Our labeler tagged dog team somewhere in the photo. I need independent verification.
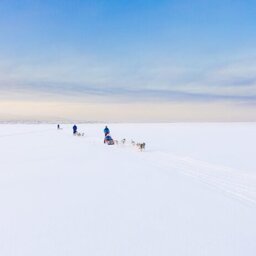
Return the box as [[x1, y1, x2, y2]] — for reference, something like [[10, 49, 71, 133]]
[[104, 126, 146, 151]]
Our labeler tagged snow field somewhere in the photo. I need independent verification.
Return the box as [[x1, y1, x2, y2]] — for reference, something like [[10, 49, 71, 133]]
[[0, 123, 256, 256]]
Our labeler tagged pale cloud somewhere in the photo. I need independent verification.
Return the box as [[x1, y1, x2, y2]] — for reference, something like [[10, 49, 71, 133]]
[[0, 53, 256, 105], [1, 53, 256, 122]]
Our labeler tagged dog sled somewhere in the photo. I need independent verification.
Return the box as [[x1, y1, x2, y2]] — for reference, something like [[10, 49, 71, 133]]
[[104, 135, 115, 145]]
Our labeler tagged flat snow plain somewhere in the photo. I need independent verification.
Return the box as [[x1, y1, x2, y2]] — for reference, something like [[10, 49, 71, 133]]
[[0, 123, 256, 256]]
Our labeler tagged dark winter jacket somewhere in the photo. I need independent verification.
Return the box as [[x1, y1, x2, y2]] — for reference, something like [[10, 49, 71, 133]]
[[73, 125, 78, 133], [104, 127, 110, 135]]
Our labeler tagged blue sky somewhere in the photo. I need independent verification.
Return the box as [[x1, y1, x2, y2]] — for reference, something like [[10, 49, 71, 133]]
[[0, 0, 256, 121]]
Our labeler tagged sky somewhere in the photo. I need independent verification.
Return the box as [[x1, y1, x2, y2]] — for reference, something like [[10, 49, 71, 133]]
[[0, 0, 256, 122]]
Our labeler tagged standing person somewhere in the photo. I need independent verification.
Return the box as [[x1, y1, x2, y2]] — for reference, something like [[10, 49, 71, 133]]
[[73, 125, 78, 135], [104, 126, 110, 136], [57, 124, 60, 129]]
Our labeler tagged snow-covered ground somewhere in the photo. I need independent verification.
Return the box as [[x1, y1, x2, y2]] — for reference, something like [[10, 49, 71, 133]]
[[0, 123, 255, 256]]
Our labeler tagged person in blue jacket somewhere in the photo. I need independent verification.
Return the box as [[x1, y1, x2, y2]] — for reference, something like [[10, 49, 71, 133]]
[[104, 126, 110, 136], [73, 125, 78, 135]]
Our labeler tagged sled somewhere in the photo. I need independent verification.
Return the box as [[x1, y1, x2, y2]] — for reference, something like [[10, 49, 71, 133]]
[[104, 135, 115, 145]]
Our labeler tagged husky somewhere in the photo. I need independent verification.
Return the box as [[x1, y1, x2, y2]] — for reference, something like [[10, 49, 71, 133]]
[[76, 132, 85, 137], [137, 142, 146, 151]]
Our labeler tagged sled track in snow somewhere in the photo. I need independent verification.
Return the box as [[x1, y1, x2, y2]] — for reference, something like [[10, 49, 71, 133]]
[[67, 133, 256, 206], [140, 152, 256, 206]]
